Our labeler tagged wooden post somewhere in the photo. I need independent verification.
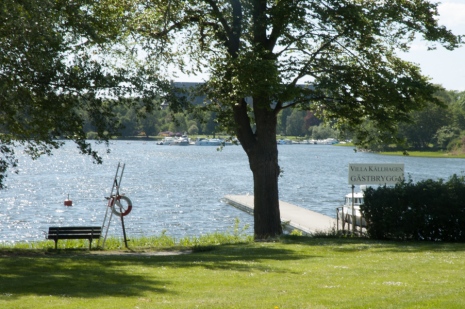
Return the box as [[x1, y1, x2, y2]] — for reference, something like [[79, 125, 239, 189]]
[[351, 185, 355, 234], [121, 215, 129, 248]]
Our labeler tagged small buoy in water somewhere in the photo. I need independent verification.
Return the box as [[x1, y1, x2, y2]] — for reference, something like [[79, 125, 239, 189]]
[[64, 194, 73, 206]]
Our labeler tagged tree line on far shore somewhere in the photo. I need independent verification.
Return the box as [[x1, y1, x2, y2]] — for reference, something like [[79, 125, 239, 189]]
[[86, 87, 465, 152]]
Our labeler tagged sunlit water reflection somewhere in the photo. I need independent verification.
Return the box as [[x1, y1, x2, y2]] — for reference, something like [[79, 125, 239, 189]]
[[1, 141, 464, 243]]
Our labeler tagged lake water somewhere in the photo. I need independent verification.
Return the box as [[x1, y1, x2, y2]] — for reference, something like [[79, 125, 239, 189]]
[[1, 141, 464, 243]]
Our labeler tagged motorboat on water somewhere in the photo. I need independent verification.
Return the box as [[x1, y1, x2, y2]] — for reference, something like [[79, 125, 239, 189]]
[[157, 137, 176, 145], [277, 139, 292, 145], [172, 135, 190, 146], [337, 191, 367, 230], [317, 138, 339, 145], [194, 138, 224, 146]]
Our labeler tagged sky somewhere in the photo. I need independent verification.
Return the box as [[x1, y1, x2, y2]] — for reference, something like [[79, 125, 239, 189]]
[[174, 0, 465, 92], [398, 0, 465, 91]]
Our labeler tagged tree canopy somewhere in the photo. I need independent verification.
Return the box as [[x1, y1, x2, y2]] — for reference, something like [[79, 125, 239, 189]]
[[0, 0, 169, 188]]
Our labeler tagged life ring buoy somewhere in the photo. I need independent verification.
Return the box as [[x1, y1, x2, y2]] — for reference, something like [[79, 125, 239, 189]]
[[108, 195, 132, 217]]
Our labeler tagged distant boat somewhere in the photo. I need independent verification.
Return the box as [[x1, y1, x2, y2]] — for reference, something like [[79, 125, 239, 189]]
[[276, 138, 338, 145], [195, 138, 224, 146], [157, 137, 176, 145], [225, 138, 241, 146], [172, 135, 190, 146], [277, 139, 292, 145], [315, 138, 339, 145]]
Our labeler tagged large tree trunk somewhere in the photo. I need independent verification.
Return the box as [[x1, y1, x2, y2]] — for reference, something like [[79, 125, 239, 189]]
[[233, 98, 283, 239], [249, 142, 282, 239]]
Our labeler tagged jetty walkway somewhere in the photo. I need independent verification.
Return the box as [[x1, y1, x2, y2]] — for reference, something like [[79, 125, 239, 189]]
[[223, 195, 336, 235]]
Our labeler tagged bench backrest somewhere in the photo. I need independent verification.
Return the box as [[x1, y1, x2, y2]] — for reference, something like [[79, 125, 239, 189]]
[[48, 226, 102, 237]]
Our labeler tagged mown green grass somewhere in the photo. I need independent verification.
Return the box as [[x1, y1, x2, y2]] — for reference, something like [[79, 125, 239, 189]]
[[2, 236, 465, 309]]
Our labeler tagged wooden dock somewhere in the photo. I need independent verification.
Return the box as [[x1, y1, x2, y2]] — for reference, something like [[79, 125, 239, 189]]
[[223, 195, 336, 235]]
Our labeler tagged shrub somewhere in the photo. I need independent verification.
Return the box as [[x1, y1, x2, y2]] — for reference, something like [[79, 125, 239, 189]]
[[361, 175, 465, 241]]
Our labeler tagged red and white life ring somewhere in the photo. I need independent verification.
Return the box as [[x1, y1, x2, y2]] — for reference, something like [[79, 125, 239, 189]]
[[108, 195, 133, 217]]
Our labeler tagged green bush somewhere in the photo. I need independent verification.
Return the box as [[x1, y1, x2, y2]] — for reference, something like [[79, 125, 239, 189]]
[[361, 175, 465, 241]]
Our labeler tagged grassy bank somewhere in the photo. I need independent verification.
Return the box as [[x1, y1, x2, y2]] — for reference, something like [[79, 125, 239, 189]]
[[2, 236, 465, 308], [379, 150, 465, 158], [335, 142, 465, 158]]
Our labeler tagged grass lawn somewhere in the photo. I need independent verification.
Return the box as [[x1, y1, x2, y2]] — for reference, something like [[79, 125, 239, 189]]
[[1, 236, 465, 308]]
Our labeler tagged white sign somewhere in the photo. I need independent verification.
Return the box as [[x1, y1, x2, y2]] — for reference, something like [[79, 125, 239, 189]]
[[348, 163, 404, 185]]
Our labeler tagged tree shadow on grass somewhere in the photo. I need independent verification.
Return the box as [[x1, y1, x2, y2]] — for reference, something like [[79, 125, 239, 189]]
[[0, 254, 171, 299], [279, 235, 465, 253], [0, 244, 312, 299]]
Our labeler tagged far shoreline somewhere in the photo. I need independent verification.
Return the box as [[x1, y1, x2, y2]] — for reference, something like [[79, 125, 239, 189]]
[[334, 143, 465, 159], [379, 150, 465, 159], [89, 137, 465, 159]]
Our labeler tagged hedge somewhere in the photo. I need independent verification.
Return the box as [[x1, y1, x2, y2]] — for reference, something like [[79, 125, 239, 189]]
[[361, 174, 465, 241]]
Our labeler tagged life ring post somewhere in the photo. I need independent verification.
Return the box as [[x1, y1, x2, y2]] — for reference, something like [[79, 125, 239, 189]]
[[100, 162, 131, 249]]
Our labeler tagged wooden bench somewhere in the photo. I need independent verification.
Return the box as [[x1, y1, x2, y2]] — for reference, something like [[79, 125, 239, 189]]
[[47, 226, 102, 250]]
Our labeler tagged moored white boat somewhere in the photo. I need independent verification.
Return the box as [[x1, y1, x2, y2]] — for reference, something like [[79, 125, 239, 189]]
[[195, 138, 224, 146], [337, 191, 367, 229], [157, 137, 176, 145], [172, 135, 190, 146], [315, 138, 339, 145]]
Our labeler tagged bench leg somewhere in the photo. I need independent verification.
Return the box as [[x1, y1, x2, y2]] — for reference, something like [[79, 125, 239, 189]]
[[54, 239, 58, 250]]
